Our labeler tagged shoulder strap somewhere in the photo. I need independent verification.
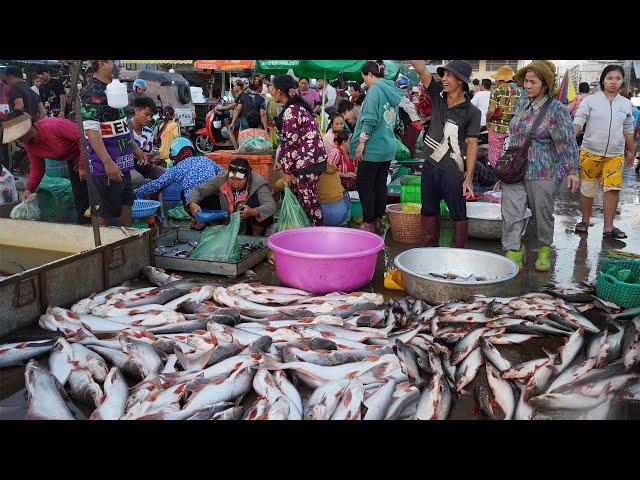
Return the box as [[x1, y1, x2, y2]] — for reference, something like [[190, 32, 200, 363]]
[[527, 98, 552, 138]]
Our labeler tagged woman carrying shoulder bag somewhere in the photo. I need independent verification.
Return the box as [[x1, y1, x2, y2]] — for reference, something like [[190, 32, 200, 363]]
[[498, 60, 580, 272]]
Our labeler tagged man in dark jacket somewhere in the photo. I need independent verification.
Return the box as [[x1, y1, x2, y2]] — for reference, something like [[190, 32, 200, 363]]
[[186, 157, 277, 236]]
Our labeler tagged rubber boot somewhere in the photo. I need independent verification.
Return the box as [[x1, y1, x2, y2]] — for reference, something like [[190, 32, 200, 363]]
[[535, 245, 552, 272], [359, 221, 377, 234], [452, 220, 469, 248], [420, 215, 440, 247], [505, 246, 526, 272]]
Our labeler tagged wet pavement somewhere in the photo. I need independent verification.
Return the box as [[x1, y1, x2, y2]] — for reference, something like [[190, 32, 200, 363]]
[[1, 167, 639, 420]]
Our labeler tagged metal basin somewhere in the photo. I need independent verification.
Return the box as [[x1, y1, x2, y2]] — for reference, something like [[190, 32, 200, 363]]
[[466, 202, 531, 240], [394, 248, 519, 303]]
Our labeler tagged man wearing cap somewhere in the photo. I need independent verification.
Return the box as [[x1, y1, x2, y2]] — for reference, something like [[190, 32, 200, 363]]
[[186, 157, 277, 236], [486, 65, 521, 167], [0, 111, 89, 222], [409, 60, 481, 249]]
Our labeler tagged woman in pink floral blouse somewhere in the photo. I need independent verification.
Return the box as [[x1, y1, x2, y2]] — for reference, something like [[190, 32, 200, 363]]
[[272, 75, 326, 226]]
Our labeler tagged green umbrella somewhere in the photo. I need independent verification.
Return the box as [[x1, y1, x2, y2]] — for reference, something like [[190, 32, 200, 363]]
[[256, 60, 400, 132], [256, 60, 400, 81]]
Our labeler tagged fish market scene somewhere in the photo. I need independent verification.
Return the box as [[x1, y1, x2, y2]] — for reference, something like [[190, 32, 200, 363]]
[[2, 58, 640, 421]]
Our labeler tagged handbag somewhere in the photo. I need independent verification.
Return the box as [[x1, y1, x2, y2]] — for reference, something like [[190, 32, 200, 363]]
[[494, 98, 551, 184]]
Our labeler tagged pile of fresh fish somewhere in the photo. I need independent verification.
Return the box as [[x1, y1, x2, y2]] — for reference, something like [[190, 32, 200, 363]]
[[154, 242, 264, 260], [1, 267, 639, 420]]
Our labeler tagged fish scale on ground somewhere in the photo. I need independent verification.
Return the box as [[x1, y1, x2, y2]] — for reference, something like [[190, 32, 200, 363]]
[[3, 268, 640, 420]]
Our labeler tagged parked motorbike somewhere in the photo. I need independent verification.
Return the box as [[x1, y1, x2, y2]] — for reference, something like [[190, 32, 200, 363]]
[[194, 108, 231, 154]]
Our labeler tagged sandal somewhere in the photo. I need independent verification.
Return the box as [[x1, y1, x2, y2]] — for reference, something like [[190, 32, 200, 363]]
[[603, 227, 627, 239], [574, 221, 589, 233]]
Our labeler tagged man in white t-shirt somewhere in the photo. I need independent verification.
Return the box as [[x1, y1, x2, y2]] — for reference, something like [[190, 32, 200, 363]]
[[316, 79, 337, 109], [471, 78, 492, 127]]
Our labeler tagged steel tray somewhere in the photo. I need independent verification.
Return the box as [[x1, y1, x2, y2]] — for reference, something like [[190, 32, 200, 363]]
[[153, 229, 267, 277]]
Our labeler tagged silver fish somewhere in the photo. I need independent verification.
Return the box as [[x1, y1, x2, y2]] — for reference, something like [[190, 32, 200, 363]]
[[454, 347, 483, 393], [545, 359, 597, 394], [362, 380, 397, 420], [480, 338, 512, 372], [70, 343, 109, 383], [305, 379, 350, 420], [574, 373, 640, 397], [484, 333, 540, 345], [186, 402, 236, 420], [175, 363, 256, 420], [212, 406, 244, 420], [485, 363, 516, 420], [395, 340, 423, 386], [253, 369, 301, 420], [0, 339, 56, 368], [529, 392, 608, 411], [120, 287, 192, 308], [502, 358, 549, 381], [24, 359, 76, 420], [452, 328, 488, 366], [272, 370, 304, 419], [68, 367, 103, 407], [331, 380, 365, 420], [90, 367, 129, 420], [523, 353, 557, 401], [578, 395, 613, 420], [142, 266, 182, 286], [415, 374, 451, 420], [119, 336, 163, 380], [49, 337, 74, 386], [555, 327, 585, 373], [384, 382, 421, 420]]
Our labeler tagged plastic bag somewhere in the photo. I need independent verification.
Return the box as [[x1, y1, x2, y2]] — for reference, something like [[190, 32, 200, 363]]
[[237, 136, 274, 154], [0, 167, 18, 204], [168, 205, 191, 220], [10, 193, 40, 220], [395, 136, 411, 161], [188, 211, 241, 262], [276, 187, 312, 232], [37, 176, 77, 223]]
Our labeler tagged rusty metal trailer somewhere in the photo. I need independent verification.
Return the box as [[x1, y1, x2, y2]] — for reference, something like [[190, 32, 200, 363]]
[[0, 219, 152, 337]]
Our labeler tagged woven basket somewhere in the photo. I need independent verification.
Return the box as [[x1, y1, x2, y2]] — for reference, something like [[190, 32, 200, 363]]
[[386, 203, 422, 244], [596, 272, 640, 309], [598, 252, 640, 277]]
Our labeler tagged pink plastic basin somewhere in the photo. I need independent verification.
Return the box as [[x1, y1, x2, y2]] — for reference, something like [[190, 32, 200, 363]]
[[267, 227, 384, 294]]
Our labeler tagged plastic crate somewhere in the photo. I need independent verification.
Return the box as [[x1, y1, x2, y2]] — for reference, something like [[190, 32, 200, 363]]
[[596, 272, 640, 309], [400, 175, 421, 203], [206, 150, 274, 187], [44, 159, 69, 179], [132, 199, 161, 219]]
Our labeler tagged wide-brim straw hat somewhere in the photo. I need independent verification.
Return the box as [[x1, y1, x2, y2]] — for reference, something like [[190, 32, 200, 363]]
[[0, 112, 32, 144], [492, 65, 515, 82], [515, 60, 557, 96]]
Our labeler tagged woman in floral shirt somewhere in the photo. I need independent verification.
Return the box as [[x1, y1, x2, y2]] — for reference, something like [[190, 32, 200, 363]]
[[272, 75, 326, 225], [501, 60, 580, 273]]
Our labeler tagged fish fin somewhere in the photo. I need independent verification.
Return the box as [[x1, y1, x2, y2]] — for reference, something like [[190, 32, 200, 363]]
[[174, 345, 214, 372]]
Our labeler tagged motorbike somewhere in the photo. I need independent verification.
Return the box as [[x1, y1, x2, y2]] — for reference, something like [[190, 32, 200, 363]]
[[194, 108, 232, 154]]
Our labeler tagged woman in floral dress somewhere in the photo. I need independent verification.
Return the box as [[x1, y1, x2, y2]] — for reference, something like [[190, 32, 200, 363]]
[[272, 74, 326, 226]]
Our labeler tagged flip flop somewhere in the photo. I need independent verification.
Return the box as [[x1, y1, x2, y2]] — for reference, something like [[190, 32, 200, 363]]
[[574, 221, 589, 233], [603, 227, 627, 239]]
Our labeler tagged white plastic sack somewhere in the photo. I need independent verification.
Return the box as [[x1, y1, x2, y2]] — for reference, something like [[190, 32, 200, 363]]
[[0, 167, 18, 204], [10, 192, 40, 220]]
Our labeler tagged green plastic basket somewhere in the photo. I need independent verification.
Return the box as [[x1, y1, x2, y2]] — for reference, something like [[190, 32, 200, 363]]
[[400, 175, 421, 203], [596, 272, 640, 308], [598, 252, 640, 277]]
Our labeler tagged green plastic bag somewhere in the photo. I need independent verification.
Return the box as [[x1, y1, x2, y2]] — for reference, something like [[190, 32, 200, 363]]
[[238, 136, 274, 154], [37, 176, 77, 223], [607, 266, 639, 285], [168, 205, 191, 220], [276, 187, 311, 232], [395, 136, 411, 161], [188, 211, 241, 262]]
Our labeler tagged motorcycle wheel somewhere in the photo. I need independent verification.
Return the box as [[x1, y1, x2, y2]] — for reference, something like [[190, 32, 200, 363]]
[[195, 135, 214, 154]]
